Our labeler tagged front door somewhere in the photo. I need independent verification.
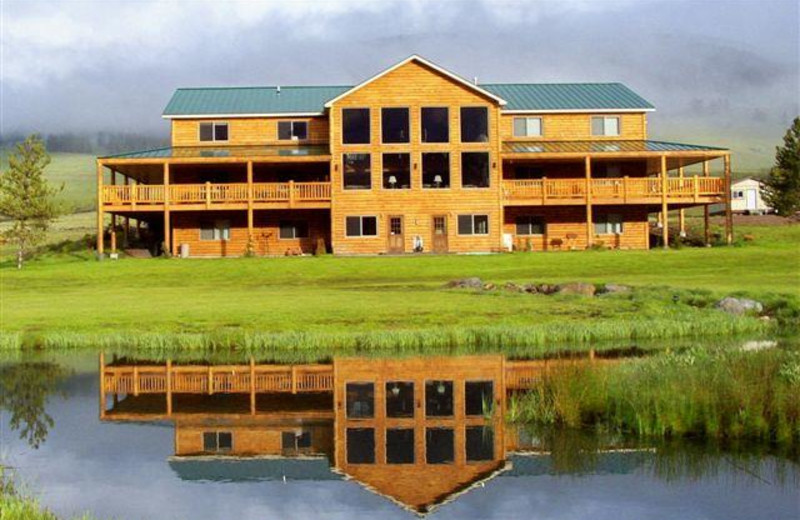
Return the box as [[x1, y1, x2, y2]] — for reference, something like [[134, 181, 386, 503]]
[[746, 189, 757, 211], [432, 215, 448, 253], [387, 216, 404, 254]]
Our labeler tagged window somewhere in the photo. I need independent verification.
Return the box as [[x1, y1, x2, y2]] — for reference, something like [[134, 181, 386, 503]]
[[382, 153, 411, 189], [386, 382, 414, 418], [461, 152, 490, 188], [282, 430, 312, 452], [513, 117, 542, 137], [381, 108, 410, 143], [457, 215, 489, 236], [279, 220, 309, 239], [591, 116, 620, 136], [421, 107, 449, 143], [515, 216, 545, 236], [733, 190, 745, 199], [342, 108, 370, 144], [346, 382, 374, 418], [200, 220, 231, 241], [343, 153, 371, 190], [422, 153, 450, 189], [514, 165, 544, 180], [595, 214, 624, 235], [386, 428, 415, 464], [425, 380, 453, 417], [426, 428, 454, 464], [460, 107, 489, 142], [345, 216, 378, 238], [466, 426, 494, 461], [203, 431, 232, 453], [346, 428, 375, 464], [465, 381, 494, 416], [278, 121, 308, 141], [199, 122, 229, 142]]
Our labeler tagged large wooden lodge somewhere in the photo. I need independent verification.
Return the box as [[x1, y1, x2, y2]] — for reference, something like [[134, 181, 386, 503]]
[[96, 55, 733, 257]]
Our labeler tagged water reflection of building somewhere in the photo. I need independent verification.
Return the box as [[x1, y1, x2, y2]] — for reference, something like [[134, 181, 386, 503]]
[[99, 353, 630, 514]]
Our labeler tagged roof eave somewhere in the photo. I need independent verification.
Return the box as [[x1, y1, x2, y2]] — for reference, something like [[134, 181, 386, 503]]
[[162, 112, 327, 119], [502, 108, 655, 114]]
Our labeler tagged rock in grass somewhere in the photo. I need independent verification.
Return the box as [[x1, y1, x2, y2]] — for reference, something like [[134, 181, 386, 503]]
[[504, 282, 523, 292], [601, 283, 632, 294], [556, 282, 597, 296], [715, 297, 763, 316], [445, 277, 483, 289], [483, 283, 496, 291]]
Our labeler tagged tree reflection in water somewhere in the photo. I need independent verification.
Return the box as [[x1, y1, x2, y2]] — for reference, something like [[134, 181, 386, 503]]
[[0, 362, 69, 449]]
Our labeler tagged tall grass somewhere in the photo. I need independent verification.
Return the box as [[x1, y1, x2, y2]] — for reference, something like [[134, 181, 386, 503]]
[[0, 467, 96, 520], [508, 343, 800, 443]]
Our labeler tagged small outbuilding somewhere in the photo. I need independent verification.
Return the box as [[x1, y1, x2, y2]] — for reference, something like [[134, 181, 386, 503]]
[[731, 177, 771, 214]]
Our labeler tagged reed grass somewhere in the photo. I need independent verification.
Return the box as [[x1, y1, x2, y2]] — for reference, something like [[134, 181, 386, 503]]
[[0, 467, 96, 520]]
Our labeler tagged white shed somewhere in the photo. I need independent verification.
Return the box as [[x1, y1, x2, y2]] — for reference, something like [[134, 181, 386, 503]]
[[731, 178, 771, 214]]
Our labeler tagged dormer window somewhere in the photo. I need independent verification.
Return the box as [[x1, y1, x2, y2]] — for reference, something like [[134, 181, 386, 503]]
[[199, 122, 229, 142], [278, 121, 308, 141]]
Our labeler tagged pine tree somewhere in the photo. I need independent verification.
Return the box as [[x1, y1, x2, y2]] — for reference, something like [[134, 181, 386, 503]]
[[762, 117, 800, 216], [0, 135, 63, 268]]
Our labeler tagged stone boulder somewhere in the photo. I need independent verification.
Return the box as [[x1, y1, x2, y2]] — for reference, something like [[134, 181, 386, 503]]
[[445, 277, 484, 289], [715, 297, 763, 316], [556, 282, 597, 296], [600, 283, 632, 294]]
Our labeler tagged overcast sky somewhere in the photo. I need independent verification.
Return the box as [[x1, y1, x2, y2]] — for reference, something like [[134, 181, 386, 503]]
[[1, 0, 797, 169]]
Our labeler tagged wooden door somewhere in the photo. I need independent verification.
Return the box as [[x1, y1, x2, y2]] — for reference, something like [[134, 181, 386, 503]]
[[387, 216, 404, 254], [432, 215, 448, 253]]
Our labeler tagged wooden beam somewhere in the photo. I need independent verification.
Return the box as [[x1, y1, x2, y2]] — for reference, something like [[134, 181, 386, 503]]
[[585, 156, 592, 248], [99, 351, 106, 419], [678, 166, 685, 237], [166, 359, 173, 416], [703, 160, 711, 246], [661, 155, 669, 249], [247, 161, 254, 252], [724, 154, 733, 245], [250, 357, 256, 415], [96, 161, 105, 258], [163, 163, 171, 256]]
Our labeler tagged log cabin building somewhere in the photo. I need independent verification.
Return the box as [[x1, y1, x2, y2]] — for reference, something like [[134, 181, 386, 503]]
[[97, 55, 733, 257]]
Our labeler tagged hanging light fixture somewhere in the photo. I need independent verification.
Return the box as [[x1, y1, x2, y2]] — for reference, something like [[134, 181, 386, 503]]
[[437, 381, 446, 395], [391, 383, 400, 396]]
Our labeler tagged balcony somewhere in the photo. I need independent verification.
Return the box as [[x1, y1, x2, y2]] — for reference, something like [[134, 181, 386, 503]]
[[502, 177, 725, 206], [102, 181, 331, 210]]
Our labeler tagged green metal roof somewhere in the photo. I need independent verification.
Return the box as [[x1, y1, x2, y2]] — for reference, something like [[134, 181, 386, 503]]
[[162, 83, 653, 117], [101, 145, 330, 160], [481, 83, 654, 111], [503, 140, 727, 155], [169, 456, 341, 482]]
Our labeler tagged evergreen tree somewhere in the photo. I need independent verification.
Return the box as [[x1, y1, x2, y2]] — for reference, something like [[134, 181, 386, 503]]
[[0, 135, 63, 268], [762, 117, 800, 216]]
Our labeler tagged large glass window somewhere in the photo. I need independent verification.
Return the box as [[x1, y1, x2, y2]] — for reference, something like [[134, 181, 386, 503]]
[[426, 428, 454, 464], [422, 153, 450, 189], [199, 122, 229, 142], [381, 108, 410, 143], [386, 382, 414, 418], [282, 430, 312, 453], [346, 428, 375, 464], [461, 152, 490, 188], [513, 117, 542, 137], [421, 107, 449, 143], [515, 216, 545, 236], [591, 116, 620, 137], [346, 382, 374, 418], [465, 381, 494, 416], [200, 220, 231, 241], [594, 214, 624, 235], [278, 121, 308, 141], [457, 215, 489, 236], [343, 153, 371, 190], [203, 431, 232, 453], [425, 380, 454, 417], [466, 426, 494, 461], [460, 107, 489, 142], [345, 216, 378, 238], [382, 153, 411, 189], [386, 428, 415, 464], [279, 220, 309, 239], [342, 108, 370, 144]]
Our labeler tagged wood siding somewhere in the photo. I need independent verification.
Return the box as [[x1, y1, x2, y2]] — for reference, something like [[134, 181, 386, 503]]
[[171, 117, 329, 147], [500, 112, 647, 141], [175, 423, 333, 457]]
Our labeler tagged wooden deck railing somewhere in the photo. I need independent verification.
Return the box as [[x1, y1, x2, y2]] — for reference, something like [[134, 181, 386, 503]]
[[102, 182, 331, 207], [503, 176, 724, 203]]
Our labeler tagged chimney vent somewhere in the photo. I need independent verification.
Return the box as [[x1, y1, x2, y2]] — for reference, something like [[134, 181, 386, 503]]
[[473, 76, 478, 85]]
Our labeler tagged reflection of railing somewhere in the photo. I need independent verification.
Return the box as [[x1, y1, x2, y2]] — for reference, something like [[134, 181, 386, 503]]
[[103, 364, 333, 395], [102, 182, 331, 207], [503, 177, 724, 203]]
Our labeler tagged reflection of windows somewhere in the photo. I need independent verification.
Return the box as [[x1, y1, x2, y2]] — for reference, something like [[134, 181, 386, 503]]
[[421, 107, 449, 143], [461, 152, 490, 188], [422, 153, 450, 188], [381, 108, 410, 143], [278, 121, 308, 141], [515, 216, 545, 236], [457, 214, 489, 236], [466, 426, 494, 461], [345, 216, 378, 238], [281, 430, 312, 452], [426, 428, 454, 464], [386, 382, 414, 418], [203, 431, 232, 453], [513, 117, 542, 137], [594, 214, 624, 235], [200, 220, 230, 241], [199, 122, 229, 142], [591, 116, 620, 136], [460, 107, 489, 142], [382, 153, 411, 189], [279, 220, 309, 239], [343, 153, 371, 190], [342, 108, 370, 144], [346, 382, 374, 418], [346, 428, 375, 464], [386, 428, 415, 464], [465, 381, 494, 416], [425, 380, 453, 417]]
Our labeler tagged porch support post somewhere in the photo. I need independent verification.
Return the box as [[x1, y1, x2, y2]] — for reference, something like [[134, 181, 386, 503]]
[[247, 161, 254, 253], [99, 351, 106, 418], [96, 161, 105, 258], [678, 165, 685, 237], [166, 359, 173, 416], [660, 155, 669, 249], [123, 176, 130, 248], [703, 160, 711, 246], [584, 156, 593, 248], [250, 357, 256, 415], [724, 154, 733, 245], [163, 162, 171, 256]]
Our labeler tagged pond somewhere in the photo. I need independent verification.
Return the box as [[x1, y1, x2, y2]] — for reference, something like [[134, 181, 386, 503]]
[[1, 349, 798, 519]]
